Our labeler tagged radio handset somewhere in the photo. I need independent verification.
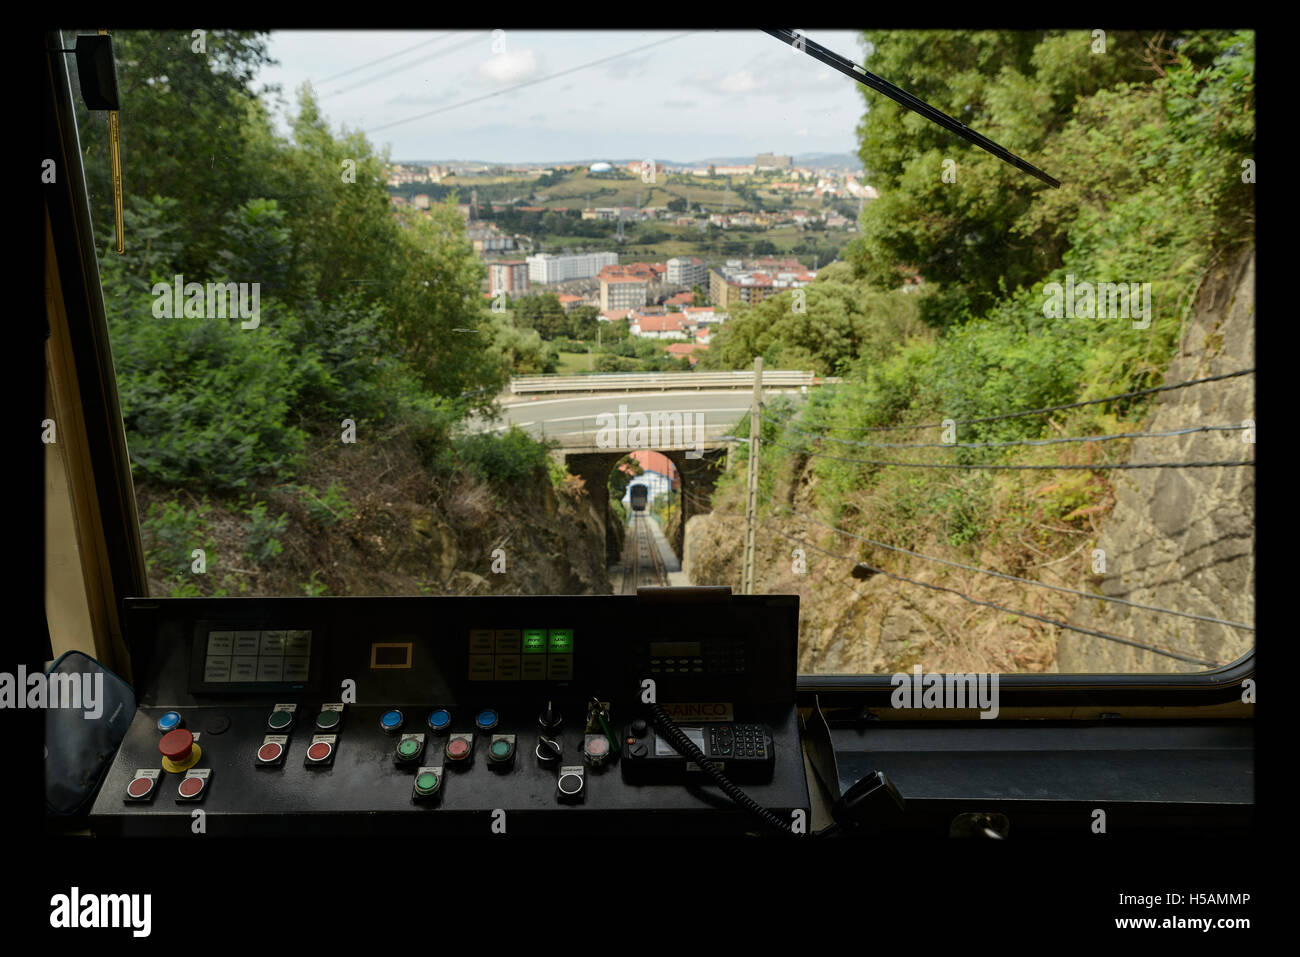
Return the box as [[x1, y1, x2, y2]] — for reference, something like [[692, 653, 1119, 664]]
[[622, 703, 791, 835]]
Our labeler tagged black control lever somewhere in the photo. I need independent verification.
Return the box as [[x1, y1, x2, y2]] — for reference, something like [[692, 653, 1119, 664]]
[[827, 770, 905, 835], [538, 700, 562, 733]]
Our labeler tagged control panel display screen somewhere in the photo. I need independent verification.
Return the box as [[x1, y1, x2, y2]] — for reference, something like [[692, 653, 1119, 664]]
[[469, 628, 574, 681], [655, 727, 705, 756], [203, 629, 312, 683]]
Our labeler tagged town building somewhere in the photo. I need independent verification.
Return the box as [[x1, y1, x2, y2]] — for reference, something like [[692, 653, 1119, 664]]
[[629, 314, 696, 340], [708, 259, 816, 309], [468, 223, 515, 254], [664, 342, 707, 366], [487, 260, 529, 298], [600, 276, 648, 312], [620, 450, 678, 507], [666, 256, 706, 287], [527, 251, 619, 283], [682, 306, 724, 324]]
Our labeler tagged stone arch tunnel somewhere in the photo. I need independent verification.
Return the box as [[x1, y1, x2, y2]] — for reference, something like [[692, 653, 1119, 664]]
[[564, 447, 727, 565]]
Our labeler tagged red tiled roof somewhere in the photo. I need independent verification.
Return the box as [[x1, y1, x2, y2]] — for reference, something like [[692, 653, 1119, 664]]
[[620, 450, 676, 478], [634, 315, 690, 333], [600, 263, 657, 280]]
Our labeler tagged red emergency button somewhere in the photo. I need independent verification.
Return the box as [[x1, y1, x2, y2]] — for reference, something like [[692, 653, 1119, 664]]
[[178, 776, 206, 799], [258, 741, 283, 763], [308, 741, 333, 762], [160, 729, 194, 762], [127, 777, 154, 798]]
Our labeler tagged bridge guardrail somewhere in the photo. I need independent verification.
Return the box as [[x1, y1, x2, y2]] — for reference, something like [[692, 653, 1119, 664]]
[[482, 413, 741, 452], [510, 370, 826, 394]]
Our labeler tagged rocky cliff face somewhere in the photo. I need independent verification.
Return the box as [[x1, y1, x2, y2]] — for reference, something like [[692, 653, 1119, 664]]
[[1057, 248, 1255, 672], [684, 247, 1255, 675]]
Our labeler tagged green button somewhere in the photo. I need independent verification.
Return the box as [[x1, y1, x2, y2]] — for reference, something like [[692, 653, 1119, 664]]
[[490, 740, 511, 759], [268, 710, 293, 728], [522, 630, 548, 654], [399, 739, 421, 757], [547, 629, 573, 653], [316, 710, 339, 728], [416, 772, 440, 793]]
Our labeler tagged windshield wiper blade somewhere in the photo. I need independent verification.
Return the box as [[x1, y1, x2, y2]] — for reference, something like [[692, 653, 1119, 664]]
[[765, 28, 1060, 188]]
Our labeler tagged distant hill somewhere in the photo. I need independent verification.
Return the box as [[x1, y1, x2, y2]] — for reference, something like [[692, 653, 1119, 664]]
[[398, 152, 862, 170], [685, 152, 860, 169]]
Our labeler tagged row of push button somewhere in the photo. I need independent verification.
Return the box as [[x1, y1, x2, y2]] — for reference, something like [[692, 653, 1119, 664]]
[[266, 704, 343, 733], [125, 766, 209, 803], [381, 709, 499, 734]]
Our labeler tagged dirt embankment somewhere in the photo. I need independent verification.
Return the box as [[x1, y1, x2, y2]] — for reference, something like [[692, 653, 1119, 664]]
[[139, 432, 612, 600]]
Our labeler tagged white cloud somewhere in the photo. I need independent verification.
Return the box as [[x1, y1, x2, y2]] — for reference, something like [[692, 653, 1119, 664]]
[[719, 70, 759, 94], [477, 49, 539, 85]]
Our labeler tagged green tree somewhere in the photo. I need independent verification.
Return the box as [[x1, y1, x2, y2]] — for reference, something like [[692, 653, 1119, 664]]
[[850, 29, 1158, 325], [698, 279, 923, 376], [566, 306, 600, 340], [608, 455, 644, 504], [74, 29, 276, 277]]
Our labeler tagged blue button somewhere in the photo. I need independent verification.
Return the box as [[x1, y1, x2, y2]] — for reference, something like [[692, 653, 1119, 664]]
[[475, 709, 499, 731], [380, 710, 404, 731], [157, 711, 182, 732], [427, 709, 451, 731]]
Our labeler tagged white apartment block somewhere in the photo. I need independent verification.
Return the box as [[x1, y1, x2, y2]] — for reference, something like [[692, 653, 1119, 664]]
[[666, 256, 706, 286], [527, 251, 620, 283]]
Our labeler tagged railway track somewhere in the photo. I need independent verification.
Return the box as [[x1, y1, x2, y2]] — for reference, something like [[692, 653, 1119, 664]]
[[619, 511, 669, 593]]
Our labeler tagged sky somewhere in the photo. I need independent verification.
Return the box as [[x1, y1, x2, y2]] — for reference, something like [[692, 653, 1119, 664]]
[[258, 30, 872, 165]]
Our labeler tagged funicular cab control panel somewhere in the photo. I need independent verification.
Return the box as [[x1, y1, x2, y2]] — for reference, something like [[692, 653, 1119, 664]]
[[89, 592, 808, 835]]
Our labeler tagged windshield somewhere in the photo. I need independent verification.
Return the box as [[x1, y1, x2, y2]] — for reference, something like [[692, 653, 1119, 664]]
[[66, 28, 1255, 678]]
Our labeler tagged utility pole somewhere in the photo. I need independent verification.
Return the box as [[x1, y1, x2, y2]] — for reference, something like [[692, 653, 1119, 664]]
[[741, 356, 763, 595]]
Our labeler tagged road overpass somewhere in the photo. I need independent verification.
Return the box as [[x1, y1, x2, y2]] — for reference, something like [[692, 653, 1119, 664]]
[[470, 373, 823, 562]]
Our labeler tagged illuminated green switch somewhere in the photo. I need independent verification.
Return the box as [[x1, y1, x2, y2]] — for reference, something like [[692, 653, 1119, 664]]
[[547, 629, 574, 654], [522, 629, 548, 654]]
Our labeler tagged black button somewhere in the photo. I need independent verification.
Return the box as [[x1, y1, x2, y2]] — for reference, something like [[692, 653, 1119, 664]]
[[205, 715, 231, 735]]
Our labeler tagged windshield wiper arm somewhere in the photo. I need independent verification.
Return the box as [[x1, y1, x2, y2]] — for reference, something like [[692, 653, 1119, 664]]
[[764, 28, 1060, 188]]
